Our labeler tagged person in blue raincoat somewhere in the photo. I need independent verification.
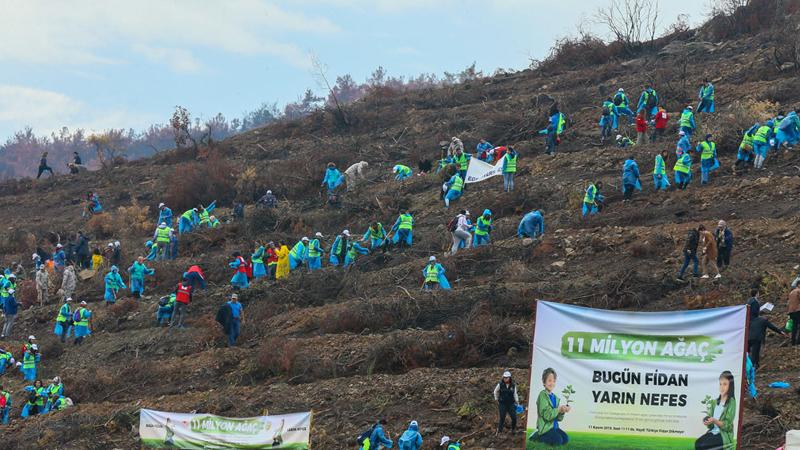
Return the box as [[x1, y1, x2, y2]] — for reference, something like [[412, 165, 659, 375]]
[[251, 241, 267, 279], [321, 162, 344, 192], [422, 256, 450, 290], [477, 139, 494, 161], [20, 380, 46, 418], [444, 172, 464, 208], [84, 192, 103, 216], [104, 266, 126, 305], [678, 105, 696, 138], [676, 130, 691, 157], [696, 134, 719, 185], [393, 164, 413, 181], [540, 107, 566, 155], [397, 420, 424, 450], [697, 79, 715, 113], [157, 203, 173, 227], [599, 98, 618, 144], [145, 240, 158, 261], [621, 156, 641, 202], [21, 344, 41, 381], [582, 182, 604, 217], [473, 210, 493, 247], [736, 124, 759, 171], [43, 377, 64, 413], [518, 210, 545, 239], [636, 86, 659, 120], [229, 252, 249, 290], [673, 150, 694, 190], [366, 419, 393, 450], [73, 301, 92, 345], [362, 222, 387, 250], [289, 238, 309, 270], [391, 211, 414, 248], [613, 88, 635, 123], [752, 121, 774, 169], [329, 231, 350, 266], [775, 110, 799, 149], [0, 385, 11, 424], [307, 233, 325, 271], [653, 150, 671, 191], [344, 241, 369, 267], [53, 297, 73, 342], [178, 208, 199, 234], [156, 294, 176, 327], [128, 257, 155, 298]]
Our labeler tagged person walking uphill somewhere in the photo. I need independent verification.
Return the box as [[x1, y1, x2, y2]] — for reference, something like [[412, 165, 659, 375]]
[[747, 303, 785, 369], [518, 210, 545, 239], [54, 297, 73, 342], [170, 278, 192, 329], [216, 294, 243, 347], [321, 162, 344, 192], [698, 78, 715, 113], [677, 226, 700, 282], [35, 266, 49, 306], [697, 134, 719, 185], [653, 150, 671, 191], [103, 266, 126, 305], [494, 370, 520, 434], [37, 152, 54, 179], [73, 301, 92, 345], [698, 225, 721, 279], [621, 155, 641, 202], [275, 241, 290, 280], [128, 257, 155, 298], [397, 421, 423, 450], [635, 111, 648, 145], [391, 211, 414, 248], [473, 209, 493, 247], [229, 252, 249, 290], [679, 105, 696, 138], [715, 221, 734, 270]]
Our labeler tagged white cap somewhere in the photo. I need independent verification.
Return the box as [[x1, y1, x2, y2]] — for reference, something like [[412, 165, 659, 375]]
[[53, 376, 61, 383], [32, 253, 39, 260], [618, 88, 624, 92], [302, 236, 309, 241], [7, 289, 13, 295], [29, 335, 36, 341], [679, 130, 686, 136], [687, 105, 693, 110], [441, 436, 451, 446], [343, 230, 350, 236], [158, 202, 165, 208], [429, 256, 436, 262], [80, 300, 87, 306], [115, 241, 120, 247], [160, 222, 167, 227], [616, 134, 622, 139], [465, 210, 470, 216], [56, 244, 63, 248], [15, 362, 21, 367], [315, 232, 323, 238], [266, 190, 272, 194], [410, 420, 418, 427], [718, 220, 726, 227], [66, 297, 72, 302], [503, 371, 512, 378], [108, 243, 114, 247]]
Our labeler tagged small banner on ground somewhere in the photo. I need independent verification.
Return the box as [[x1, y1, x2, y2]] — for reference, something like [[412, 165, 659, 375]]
[[464, 157, 503, 183], [139, 409, 311, 449], [526, 301, 747, 450]]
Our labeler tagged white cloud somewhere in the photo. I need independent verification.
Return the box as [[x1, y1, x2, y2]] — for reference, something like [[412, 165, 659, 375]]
[[0, 85, 82, 127], [0, 0, 339, 70]]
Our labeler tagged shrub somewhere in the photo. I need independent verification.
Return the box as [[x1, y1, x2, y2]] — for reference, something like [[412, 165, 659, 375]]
[[86, 214, 115, 239], [250, 338, 300, 380], [165, 152, 236, 212], [16, 280, 37, 310], [116, 196, 152, 235]]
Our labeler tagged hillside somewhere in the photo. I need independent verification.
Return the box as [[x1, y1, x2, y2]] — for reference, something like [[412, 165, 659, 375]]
[[1, 10, 800, 450]]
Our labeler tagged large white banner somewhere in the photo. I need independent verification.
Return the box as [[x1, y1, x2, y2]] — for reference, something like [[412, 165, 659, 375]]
[[464, 157, 504, 184], [139, 409, 311, 449], [526, 301, 747, 450]]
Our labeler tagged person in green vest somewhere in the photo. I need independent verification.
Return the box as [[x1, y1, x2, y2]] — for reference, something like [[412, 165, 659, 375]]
[[422, 256, 450, 290], [452, 149, 471, 179], [209, 215, 220, 228], [362, 222, 387, 250], [444, 172, 464, 208], [501, 146, 518, 192], [289, 237, 309, 271], [43, 376, 64, 413], [0, 348, 13, 376], [22, 344, 41, 381], [540, 108, 566, 155], [636, 86, 659, 120], [307, 232, 325, 271], [694, 371, 737, 450], [439, 436, 461, 449], [393, 164, 413, 181], [157, 294, 176, 326], [104, 266, 126, 305], [344, 241, 369, 267], [679, 105, 697, 138], [128, 257, 155, 298], [697, 78, 715, 113], [653, 150, 671, 191], [197, 205, 211, 228], [251, 241, 267, 279], [735, 123, 758, 172], [529, 367, 571, 445], [473, 209, 493, 247], [0, 384, 10, 424], [21, 380, 46, 418], [673, 150, 694, 190], [329, 230, 350, 266], [581, 182, 604, 217], [53, 297, 73, 342], [696, 134, 719, 185], [178, 208, 198, 234], [752, 121, 774, 169], [391, 211, 414, 248]]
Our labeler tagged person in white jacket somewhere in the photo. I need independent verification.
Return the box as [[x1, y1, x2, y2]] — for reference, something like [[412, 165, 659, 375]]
[[60, 263, 77, 300], [450, 211, 472, 255], [35, 267, 49, 306], [344, 161, 369, 191]]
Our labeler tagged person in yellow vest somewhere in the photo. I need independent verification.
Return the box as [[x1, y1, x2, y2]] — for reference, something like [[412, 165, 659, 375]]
[[391, 211, 414, 248], [473, 210, 493, 247], [307, 232, 325, 271], [653, 150, 670, 191], [501, 147, 518, 192], [697, 78, 715, 113], [696, 134, 719, 185], [198, 205, 211, 228], [735, 123, 758, 172], [393, 164, 413, 181], [422, 256, 450, 290], [362, 222, 387, 250], [73, 301, 92, 345], [679, 105, 696, 138], [673, 150, 694, 190], [444, 172, 464, 208], [582, 182, 604, 217], [752, 121, 774, 169], [452, 149, 471, 179], [209, 215, 220, 228], [153, 222, 173, 261]]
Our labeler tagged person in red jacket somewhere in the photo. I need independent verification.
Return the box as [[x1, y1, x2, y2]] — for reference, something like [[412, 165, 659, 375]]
[[170, 278, 192, 329], [266, 242, 278, 280], [635, 111, 648, 145], [651, 107, 670, 142]]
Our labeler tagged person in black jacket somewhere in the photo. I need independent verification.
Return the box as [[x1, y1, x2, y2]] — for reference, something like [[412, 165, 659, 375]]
[[37, 152, 54, 179], [493, 370, 520, 434], [677, 227, 700, 281], [748, 302, 785, 368]]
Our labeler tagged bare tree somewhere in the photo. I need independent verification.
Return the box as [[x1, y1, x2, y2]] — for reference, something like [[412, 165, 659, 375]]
[[311, 54, 350, 126], [170, 106, 198, 152], [596, 0, 661, 51], [88, 129, 127, 172]]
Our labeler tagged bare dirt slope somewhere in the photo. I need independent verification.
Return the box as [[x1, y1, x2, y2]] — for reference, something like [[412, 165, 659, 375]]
[[1, 20, 800, 450]]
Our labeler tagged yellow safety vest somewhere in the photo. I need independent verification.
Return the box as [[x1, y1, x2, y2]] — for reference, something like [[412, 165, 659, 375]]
[[450, 175, 464, 192], [425, 264, 439, 283], [680, 110, 694, 128], [398, 214, 413, 230], [475, 216, 491, 236], [653, 155, 666, 175], [75, 307, 89, 327], [699, 141, 715, 160], [504, 154, 517, 173], [753, 125, 771, 143], [156, 227, 171, 243], [674, 155, 691, 174], [307, 240, 321, 258], [454, 153, 468, 171], [583, 185, 596, 204]]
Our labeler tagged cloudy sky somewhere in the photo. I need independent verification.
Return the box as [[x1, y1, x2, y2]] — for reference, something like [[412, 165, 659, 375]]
[[0, 0, 708, 140]]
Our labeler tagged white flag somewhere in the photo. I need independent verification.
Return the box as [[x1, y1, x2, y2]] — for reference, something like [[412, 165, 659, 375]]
[[464, 158, 504, 184]]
